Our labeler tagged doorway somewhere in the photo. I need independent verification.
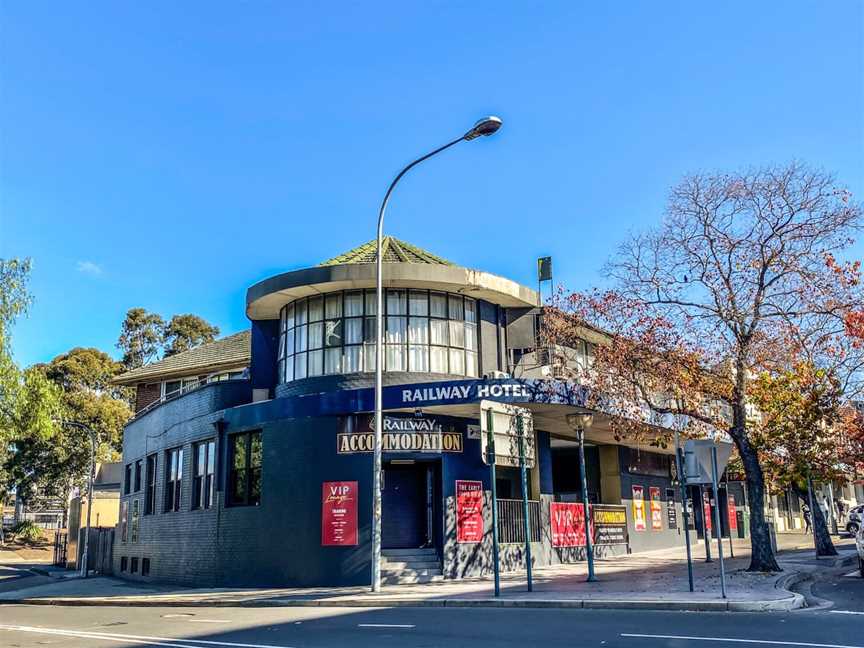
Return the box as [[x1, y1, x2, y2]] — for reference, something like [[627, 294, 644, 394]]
[[382, 462, 432, 549]]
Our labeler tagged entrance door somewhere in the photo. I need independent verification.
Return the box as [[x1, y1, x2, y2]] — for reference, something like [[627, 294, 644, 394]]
[[382, 463, 426, 549]]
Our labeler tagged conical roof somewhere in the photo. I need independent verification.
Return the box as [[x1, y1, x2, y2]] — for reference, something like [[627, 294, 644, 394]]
[[319, 237, 454, 266]]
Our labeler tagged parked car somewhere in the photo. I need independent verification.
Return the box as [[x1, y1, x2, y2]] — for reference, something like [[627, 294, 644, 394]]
[[857, 523, 864, 577], [847, 504, 863, 535]]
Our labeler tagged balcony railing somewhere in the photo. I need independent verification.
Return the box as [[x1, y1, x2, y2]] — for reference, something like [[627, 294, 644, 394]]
[[134, 373, 248, 419], [496, 498, 541, 544]]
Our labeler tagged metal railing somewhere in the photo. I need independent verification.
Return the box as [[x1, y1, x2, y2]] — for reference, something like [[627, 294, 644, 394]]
[[496, 498, 541, 544], [134, 373, 248, 418], [53, 531, 67, 566]]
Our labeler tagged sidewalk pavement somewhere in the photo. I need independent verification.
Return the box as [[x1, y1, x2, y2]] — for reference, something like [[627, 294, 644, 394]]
[[0, 535, 857, 613]]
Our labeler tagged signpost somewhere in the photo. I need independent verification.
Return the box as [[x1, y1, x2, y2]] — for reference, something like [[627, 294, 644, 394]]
[[483, 407, 501, 597], [516, 412, 533, 592]]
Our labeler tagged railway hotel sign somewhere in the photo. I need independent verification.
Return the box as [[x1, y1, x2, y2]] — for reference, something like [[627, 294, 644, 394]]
[[337, 416, 463, 454]]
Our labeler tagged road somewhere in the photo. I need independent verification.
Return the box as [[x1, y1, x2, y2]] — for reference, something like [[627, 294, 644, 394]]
[[1, 603, 863, 648]]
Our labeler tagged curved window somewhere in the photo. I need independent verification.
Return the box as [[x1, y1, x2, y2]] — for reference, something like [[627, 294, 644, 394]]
[[277, 290, 478, 382]]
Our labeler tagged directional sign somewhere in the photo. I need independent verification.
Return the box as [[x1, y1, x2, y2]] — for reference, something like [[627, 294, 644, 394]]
[[480, 400, 535, 468], [683, 440, 733, 485]]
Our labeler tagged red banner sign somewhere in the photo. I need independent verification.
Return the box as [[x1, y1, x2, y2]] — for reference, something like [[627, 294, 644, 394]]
[[649, 486, 663, 531], [551, 502, 593, 547], [728, 495, 738, 530], [456, 480, 484, 543], [322, 481, 358, 546], [703, 492, 712, 532], [632, 485, 646, 531]]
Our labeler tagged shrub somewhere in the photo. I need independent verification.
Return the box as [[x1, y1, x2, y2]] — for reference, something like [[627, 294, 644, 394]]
[[11, 520, 43, 544]]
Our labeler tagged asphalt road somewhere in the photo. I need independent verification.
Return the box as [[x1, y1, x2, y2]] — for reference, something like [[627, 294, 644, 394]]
[[0, 604, 862, 648], [812, 564, 864, 614]]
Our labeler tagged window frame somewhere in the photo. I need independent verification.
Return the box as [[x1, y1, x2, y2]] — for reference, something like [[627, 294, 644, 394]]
[[227, 430, 262, 507], [163, 447, 184, 513], [144, 454, 157, 515], [192, 439, 216, 510]]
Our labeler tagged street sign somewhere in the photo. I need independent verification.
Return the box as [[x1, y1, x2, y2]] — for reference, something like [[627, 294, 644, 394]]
[[480, 400, 535, 468], [683, 439, 733, 485]]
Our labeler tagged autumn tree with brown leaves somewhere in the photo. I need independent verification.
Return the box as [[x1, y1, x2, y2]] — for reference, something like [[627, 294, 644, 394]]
[[543, 163, 862, 572]]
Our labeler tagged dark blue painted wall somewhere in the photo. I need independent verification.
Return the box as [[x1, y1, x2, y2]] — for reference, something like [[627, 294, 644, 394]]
[[251, 319, 279, 394]]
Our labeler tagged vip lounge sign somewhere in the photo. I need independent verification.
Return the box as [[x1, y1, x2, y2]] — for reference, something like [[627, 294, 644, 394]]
[[321, 481, 358, 546], [337, 416, 463, 454], [550, 502, 591, 547]]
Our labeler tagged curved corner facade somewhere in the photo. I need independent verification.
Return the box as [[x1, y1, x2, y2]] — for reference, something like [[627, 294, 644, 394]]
[[114, 239, 737, 587]]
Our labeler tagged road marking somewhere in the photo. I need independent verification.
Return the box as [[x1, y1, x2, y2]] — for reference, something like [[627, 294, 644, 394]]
[[831, 611, 864, 615], [358, 623, 415, 628], [188, 620, 233, 624], [842, 571, 860, 578], [621, 634, 864, 648], [0, 624, 296, 648]]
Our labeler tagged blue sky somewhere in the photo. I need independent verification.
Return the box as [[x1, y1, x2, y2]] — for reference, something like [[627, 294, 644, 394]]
[[2, 2, 862, 367]]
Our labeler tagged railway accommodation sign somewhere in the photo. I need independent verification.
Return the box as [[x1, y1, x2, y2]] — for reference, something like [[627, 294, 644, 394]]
[[337, 416, 463, 454]]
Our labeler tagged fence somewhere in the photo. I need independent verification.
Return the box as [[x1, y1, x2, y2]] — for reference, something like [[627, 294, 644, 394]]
[[77, 527, 115, 575], [497, 498, 541, 544], [53, 531, 67, 567]]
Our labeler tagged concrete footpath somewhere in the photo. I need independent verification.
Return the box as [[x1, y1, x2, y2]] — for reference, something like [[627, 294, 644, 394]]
[[0, 535, 857, 613]]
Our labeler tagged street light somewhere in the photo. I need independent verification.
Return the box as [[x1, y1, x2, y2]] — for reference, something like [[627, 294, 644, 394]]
[[63, 421, 97, 578], [371, 115, 503, 592], [566, 412, 597, 582]]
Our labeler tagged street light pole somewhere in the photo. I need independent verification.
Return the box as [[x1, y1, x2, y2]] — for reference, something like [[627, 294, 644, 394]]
[[371, 116, 503, 592], [566, 412, 597, 582], [64, 421, 97, 578]]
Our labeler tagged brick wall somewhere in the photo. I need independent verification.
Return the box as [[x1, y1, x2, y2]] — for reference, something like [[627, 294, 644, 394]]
[[135, 382, 162, 412]]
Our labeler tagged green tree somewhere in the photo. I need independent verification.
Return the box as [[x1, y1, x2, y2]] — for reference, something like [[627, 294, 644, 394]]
[[163, 314, 219, 357], [116, 308, 164, 369]]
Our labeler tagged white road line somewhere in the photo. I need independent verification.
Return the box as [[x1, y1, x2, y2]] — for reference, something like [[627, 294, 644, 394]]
[[621, 634, 864, 648], [0, 624, 296, 648], [357, 623, 416, 628], [831, 611, 864, 615], [188, 619, 233, 623]]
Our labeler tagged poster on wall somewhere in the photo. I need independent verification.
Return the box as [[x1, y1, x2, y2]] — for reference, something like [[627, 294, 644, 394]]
[[728, 495, 738, 531], [703, 491, 712, 533], [592, 505, 629, 545], [456, 480, 484, 543], [665, 488, 677, 530], [322, 481, 358, 546], [632, 485, 646, 531], [649, 486, 663, 531], [551, 502, 591, 547]]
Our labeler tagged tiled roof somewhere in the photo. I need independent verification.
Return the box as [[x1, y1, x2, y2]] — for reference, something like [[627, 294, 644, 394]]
[[112, 330, 251, 385], [319, 237, 454, 266]]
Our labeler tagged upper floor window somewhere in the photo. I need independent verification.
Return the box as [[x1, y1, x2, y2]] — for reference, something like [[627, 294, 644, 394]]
[[277, 290, 478, 383], [193, 439, 216, 510], [164, 447, 183, 512], [124, 463, 132, 495], [133, 459, 142, 492], [228, 431, 262, 507], [144, 453, 157, 515]]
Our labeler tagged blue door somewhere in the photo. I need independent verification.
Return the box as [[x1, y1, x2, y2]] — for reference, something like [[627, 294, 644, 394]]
[[382, 463, 426, 548]]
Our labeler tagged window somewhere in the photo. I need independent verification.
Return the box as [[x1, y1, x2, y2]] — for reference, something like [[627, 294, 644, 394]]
[[120, 501, 128, 542], [164, 447, 183, 512], [141, 558, 150, 577], [130, 499, 140, 542], [144, 454, 157, 515], [277, 290, 480, 382], [134, 460, 142, 492], [193, 439, 216, 509], [131, 557, 139, 573], [228, 431, 262, 507], [124, 464, 132, 495], [120, 556, 128, 572]]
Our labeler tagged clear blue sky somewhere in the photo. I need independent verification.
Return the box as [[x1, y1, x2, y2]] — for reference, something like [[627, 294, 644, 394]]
[[2, 2, 862, 367]]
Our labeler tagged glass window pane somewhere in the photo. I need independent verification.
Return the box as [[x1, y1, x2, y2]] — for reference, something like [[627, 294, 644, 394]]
[[365, 290, 377, 316], [344, 318, 362, 344], [325, 347, 341, 374], [325, 319, 342, 347], [364, 343, 377, 372], [251, 433, 262, 468], [430, 346, 448, 373], [364, 317, 377, 343], [449, 295, 464, 321], [386, 316, 406, 343], [409, 290, 428, 316], [308, 349, 323, 376], [387, 290, 407, 315], [295, 299, 307, 325], [465, 298, 477, 323], [344, 345, 362, 373], [466, 351, 478, 377], [308, 296, 323, 322], [295, 325, 308, 352], [284, 355, 294, 381], [280, 309, 287, 333], [196, 445, 206, 477], [277, 359, 285, 383], [465, 323, 477, 351], [449, 348, 465, 375], [325, 293, 342, 319], [345, 291, 363, 317], [285, 328, 295, 354], [278, 333, 286, 359], [233, 436, 246, 470], [430, 292, 447, 318], [294, 352, 307, 379], [449, 320, 465, 348], [308, 322, 323, 349], [409, 345, 428, 372], [430, 319, 448, 346], [386, 345, 406, 371], [286, 303, 295, 328], [408, 317, 428, 344]]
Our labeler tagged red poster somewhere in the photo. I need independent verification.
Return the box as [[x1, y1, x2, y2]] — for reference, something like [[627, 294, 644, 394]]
[[551, 502, 593, 547], [456, 480, 484, 543], [322, 481, 358, 546], [703, 492, 712, 532], [728, 495, 738, 531], [649, 486, 663, 530], [632, 485, 646, 531]]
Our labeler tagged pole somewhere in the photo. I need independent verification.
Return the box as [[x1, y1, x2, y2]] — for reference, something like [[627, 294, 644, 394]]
[[807, 476, 818, 549], [577, 427, 597, 582], [517, 413, 533, 592], [826, 482, 838, 535], [710, 446, 727, 599], [65, 422, 96, 579], [701, 484, 712, 562], [486, 408, 501, 597], [675, 446, 694, 592], [371, 134, 465, 592]]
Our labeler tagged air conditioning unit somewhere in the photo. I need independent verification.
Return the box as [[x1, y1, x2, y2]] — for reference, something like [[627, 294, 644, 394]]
[[490, 371, 511, 379]]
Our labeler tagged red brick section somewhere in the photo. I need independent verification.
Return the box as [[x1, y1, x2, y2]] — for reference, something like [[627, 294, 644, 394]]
[[135, 382, 161, 412]]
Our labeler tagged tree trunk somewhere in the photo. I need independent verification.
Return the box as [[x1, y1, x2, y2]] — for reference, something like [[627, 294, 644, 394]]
[[794, 485, 837, 557]]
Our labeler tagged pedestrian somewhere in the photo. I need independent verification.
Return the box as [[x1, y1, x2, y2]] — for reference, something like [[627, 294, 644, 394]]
[[837, 500, 846, 524], [803, 503, 812, 533]]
